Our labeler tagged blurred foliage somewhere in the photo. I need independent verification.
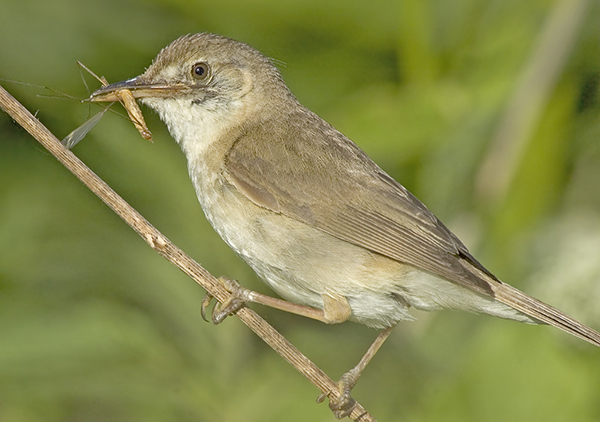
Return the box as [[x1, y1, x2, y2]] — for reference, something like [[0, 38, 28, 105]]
[[1, 0, 600, 421]]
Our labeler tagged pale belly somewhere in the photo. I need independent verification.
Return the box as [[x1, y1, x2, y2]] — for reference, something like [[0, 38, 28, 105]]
[[190, 164, 532, 328]]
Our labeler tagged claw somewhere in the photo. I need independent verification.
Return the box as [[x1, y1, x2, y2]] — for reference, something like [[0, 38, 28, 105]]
[[212, 294, 245, 324], [201, 294, 214, 322], [316, 370, 358, 419], [201, 277, 248, 325]]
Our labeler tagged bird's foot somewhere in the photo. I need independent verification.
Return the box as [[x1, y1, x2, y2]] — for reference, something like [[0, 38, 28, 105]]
[[201, 277, 249, 324], [316, 369, 359, 419]]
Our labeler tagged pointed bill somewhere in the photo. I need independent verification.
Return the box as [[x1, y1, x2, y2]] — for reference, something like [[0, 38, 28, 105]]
[[79, 63, 153, 142]]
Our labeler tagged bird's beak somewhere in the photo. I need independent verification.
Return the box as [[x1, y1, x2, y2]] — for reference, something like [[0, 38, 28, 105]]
[[90, 77, 186, 102]]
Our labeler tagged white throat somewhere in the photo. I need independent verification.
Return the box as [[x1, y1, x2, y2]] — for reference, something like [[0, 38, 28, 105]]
[[141, 96, 235, 161]]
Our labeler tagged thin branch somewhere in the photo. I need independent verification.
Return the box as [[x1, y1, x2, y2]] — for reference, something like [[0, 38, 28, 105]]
[[0, 84, 376, 422]]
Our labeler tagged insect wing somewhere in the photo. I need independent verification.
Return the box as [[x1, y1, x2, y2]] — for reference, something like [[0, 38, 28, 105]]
[[62, 106, 110, 149]]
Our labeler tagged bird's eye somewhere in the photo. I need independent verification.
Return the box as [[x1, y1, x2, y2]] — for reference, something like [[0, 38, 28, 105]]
[[191, 62, 210, 80]]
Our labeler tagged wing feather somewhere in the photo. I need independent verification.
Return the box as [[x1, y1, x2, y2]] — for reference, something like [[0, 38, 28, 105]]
[[225, 109, 494, 296]]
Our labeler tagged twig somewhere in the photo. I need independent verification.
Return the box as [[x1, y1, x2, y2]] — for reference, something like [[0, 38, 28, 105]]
[[0, 84, 376, 422]]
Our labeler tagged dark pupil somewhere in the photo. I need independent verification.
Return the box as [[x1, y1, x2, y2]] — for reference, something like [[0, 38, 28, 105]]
[[195, 65, 205, 77]]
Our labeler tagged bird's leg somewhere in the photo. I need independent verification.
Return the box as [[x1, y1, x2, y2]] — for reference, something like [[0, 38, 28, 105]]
[[318, 325, 395, 419], [201, 278, 389, 418], [201, 277, 352, 325]]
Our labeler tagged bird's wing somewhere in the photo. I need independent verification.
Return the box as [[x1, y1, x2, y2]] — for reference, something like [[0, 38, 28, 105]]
[[224, 109, 600, 348], [225, 109, 495, 296]]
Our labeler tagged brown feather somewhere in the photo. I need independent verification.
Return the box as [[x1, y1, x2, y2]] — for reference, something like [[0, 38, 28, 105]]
[[225, 106, 600, 347]]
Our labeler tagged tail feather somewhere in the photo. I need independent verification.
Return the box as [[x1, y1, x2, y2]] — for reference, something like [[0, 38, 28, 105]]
[[492, 281, 600, 348]]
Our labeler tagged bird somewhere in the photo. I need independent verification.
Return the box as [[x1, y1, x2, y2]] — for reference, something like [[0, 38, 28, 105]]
[[90, 33, 600, 417]]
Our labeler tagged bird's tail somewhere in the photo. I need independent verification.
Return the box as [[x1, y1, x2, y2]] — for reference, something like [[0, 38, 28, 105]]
[[490, 280, 600, 348]]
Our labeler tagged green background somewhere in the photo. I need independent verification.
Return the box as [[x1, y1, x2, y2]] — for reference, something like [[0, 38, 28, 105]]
[[2, 0, 600, 421]]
